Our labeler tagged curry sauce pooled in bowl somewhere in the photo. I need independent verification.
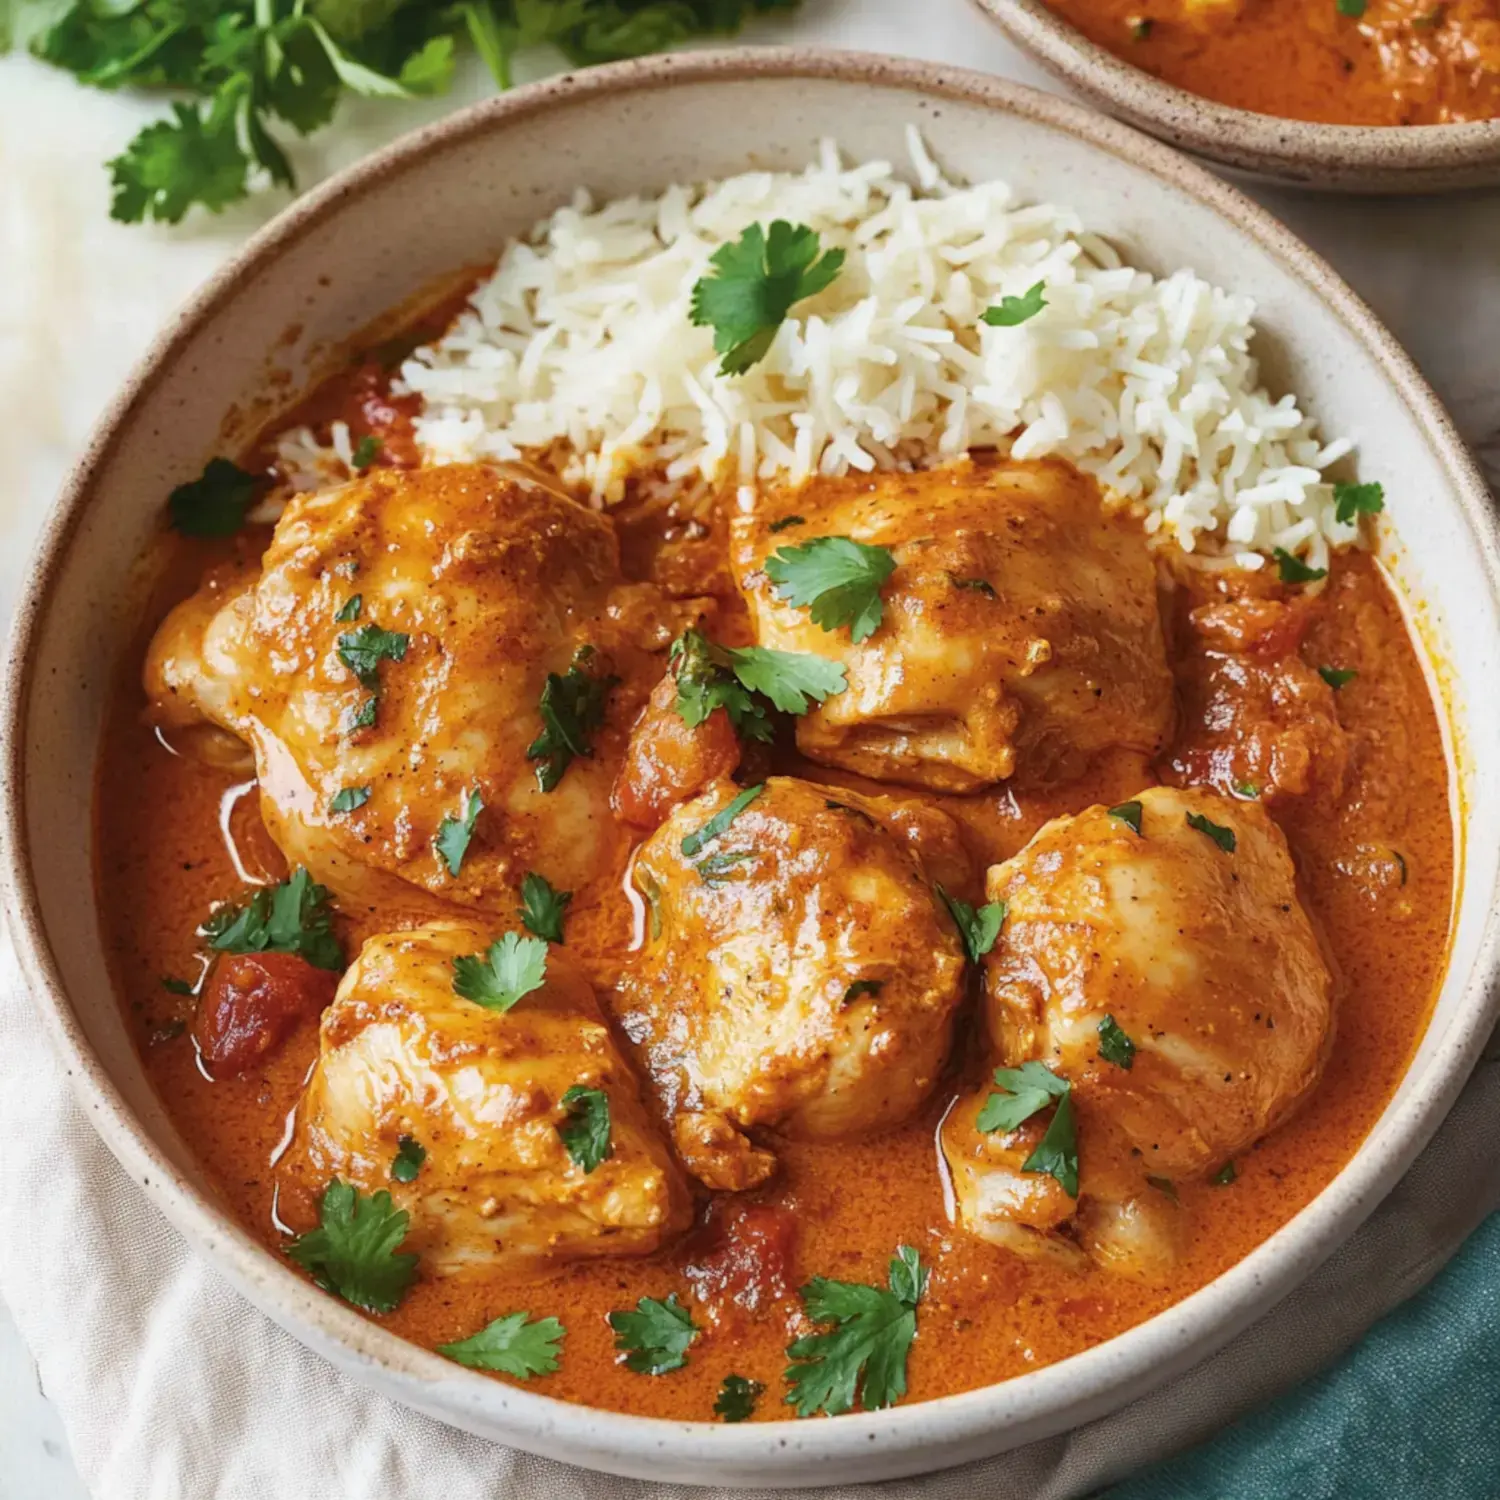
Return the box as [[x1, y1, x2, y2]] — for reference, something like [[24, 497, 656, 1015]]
[[105, 136, 1453, 1422], [1050, 0, 1500, 125]]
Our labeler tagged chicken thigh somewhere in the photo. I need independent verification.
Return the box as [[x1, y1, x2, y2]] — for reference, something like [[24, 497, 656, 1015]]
[[942, 785, 1335, 1275], [618, 776, 970, 1190], [732, 458, 1173, 793], [147, 463, 701, 914], [284, 921, 690, 1274]]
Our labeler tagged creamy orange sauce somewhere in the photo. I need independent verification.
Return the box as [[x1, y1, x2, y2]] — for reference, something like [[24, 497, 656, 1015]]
[[1049, 0, 1500, 125], [95, 354, 1454, 1422]]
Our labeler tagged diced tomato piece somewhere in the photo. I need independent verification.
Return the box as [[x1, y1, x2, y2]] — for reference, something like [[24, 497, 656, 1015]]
[[613, 671, 741, 829], [193, 952, 338, 1078], [682, 1201, 799, 1329]]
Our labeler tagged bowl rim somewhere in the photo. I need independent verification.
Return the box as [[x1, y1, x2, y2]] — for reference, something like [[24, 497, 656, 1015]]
[[970, 0, 1500, 181], [4, 44, 1500, 1480]]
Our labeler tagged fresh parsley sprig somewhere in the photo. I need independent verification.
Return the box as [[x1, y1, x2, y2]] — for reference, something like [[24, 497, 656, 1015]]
[[975, 1062, 1079, 1197], [23, 1, 802, 226], [558, 1085, 611, 1173], [609, 1293, 699, 1375], [519, 871, 571, 943], [936, 886, 1007, 963], [202, 867, 343, 972], [690, 220, 845, 375], [527, 647, 616, 793], [783, 1245, 927, 1417]]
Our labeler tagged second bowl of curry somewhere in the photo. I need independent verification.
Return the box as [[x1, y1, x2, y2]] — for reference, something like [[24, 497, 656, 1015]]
[[972, 0, 1500, 190]]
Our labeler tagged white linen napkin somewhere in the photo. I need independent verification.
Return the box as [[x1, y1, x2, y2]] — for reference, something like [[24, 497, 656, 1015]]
[[3, 927, 1498, 1500]]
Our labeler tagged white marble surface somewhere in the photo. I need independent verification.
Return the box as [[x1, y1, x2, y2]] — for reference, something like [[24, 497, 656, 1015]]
[[1, 0, 1497, 1494]]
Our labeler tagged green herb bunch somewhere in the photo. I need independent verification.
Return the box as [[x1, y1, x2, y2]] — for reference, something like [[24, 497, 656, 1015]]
[[9, 0, 799, 226]]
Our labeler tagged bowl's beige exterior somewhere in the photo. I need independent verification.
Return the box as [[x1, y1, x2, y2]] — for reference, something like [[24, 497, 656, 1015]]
[[3, 49, 1500, 1488], [972, 0, 1500, 192]]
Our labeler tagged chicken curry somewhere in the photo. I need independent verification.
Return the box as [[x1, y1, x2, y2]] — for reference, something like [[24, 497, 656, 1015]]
[[97, 335, 1454, 1423], [1048, 0, 1500, 125]]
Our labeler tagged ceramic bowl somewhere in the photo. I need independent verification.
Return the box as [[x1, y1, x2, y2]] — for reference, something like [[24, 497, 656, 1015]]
[[971, 0, 1500, 192], [4, 48, 1499, 1489]]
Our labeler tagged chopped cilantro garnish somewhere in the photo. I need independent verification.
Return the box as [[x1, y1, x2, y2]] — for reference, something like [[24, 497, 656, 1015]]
[[1273, 548, 1327, 584], [451, 931, 547, 1012], [975, 1062, 1078, 1196], [694, 849, 756, 885], [843, 978, 883, 1004], [168, 457, 258, 537], [608, 1293, 699, 1375], [1146, 1174, 1179, 1202], [936, 886, 1007, 962], [1337, 0, 1366, 16], [764, 536, 897, 645], [783, 1245, 926, 1417], [768, 514, 806, 533], [527, 647, 615, 792], [435, 787, 483, 876], [1319, 666, 1358, 690], [351, 434, 381, 470], [334, 594, 362, 623], [336, 622, 409, 687], [1333, 480, 1384, 525], [1097, 1014, 1136, 1070], [341, 696, 378, 735], [670, 629, 845, 741], [680, 783, 765, 858], [438, 1312, 564, 1378], [202, 867, 342, 972], [329, 785, 370, 815], [1212, 1160, 1238, 1186], [390, 1135, 425, 1184], [1108, 800, 1144, 835], [286, 1179, 418, 1314], [1187, 811, 1236, 853], [558, 1085, 612, 1174], [689, 221, 845, 375], [715, 1373, 763, 1422], [981, 280, 1048, 327], [518, 871, 570, 944], [948, 574, 997, 598], [1232, 782, 1261, 800], [160, 976, 196, 996]]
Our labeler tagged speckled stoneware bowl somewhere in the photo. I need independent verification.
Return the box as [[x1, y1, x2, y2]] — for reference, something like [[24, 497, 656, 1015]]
[[4, 48, 1499, 1488], [972, 0, 1500, 192]]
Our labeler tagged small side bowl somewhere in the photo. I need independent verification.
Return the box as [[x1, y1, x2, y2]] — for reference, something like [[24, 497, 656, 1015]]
[[971, 0, 1500, 192]]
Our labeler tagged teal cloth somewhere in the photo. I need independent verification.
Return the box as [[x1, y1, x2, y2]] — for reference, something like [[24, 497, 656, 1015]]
[[1105, 1211, 1500, 1499]]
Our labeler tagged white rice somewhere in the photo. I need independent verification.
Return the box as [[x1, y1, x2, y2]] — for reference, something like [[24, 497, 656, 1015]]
[[290, 133, 1368, 570]]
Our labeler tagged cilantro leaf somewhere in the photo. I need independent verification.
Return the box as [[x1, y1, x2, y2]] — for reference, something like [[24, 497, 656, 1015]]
[[784, 1246, 927, 1417], [161, 976, 196, 996], [452, 931, 548, 1011], [286, 1179, 418, 1313], [519, 871, 571, 943], [202, 867, 343, 972], [843, 978, 883, 1004], [390, 1135, 425, 1184], [608, 1293, 698, 1375], [1108, 800, 1143, 835], [936, 886, 1007, 962], [335, 594, 363, 623], [975, 1060, 1069, 1133], [527, 648, 616, 792], [765, 536, 897, 644], [768, 514, 806, 533], [1337, 0, 1367, 17], [982, 280, 1047, 327], [1273, 548, 1328, 584], [680, 783, 765, 858], [168, 457, 259, 537], [439, 1312, 565, 1378], [435, 787, 484, 877], [1097, 1014, 1136, 1070], [351, 435, 381, 469], [558, 1085, 612, 1173], [1212, 1160, 1238, 1186], [337, 622, 410, 688], [1186, 811, 1237, 853], [1319, 665, 1357, 690], [329, 785, 371, 815], [715, 1373, 763, 1422], [689, 220, 845, 375], [1146, 1174, 1179, 1202], [108, 98, 248, 226], [1025, 1091, 1079, 1197], [341, 696, 378, 734], [670, 628, 846, 736], [1333, 480, 1384, 525]]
